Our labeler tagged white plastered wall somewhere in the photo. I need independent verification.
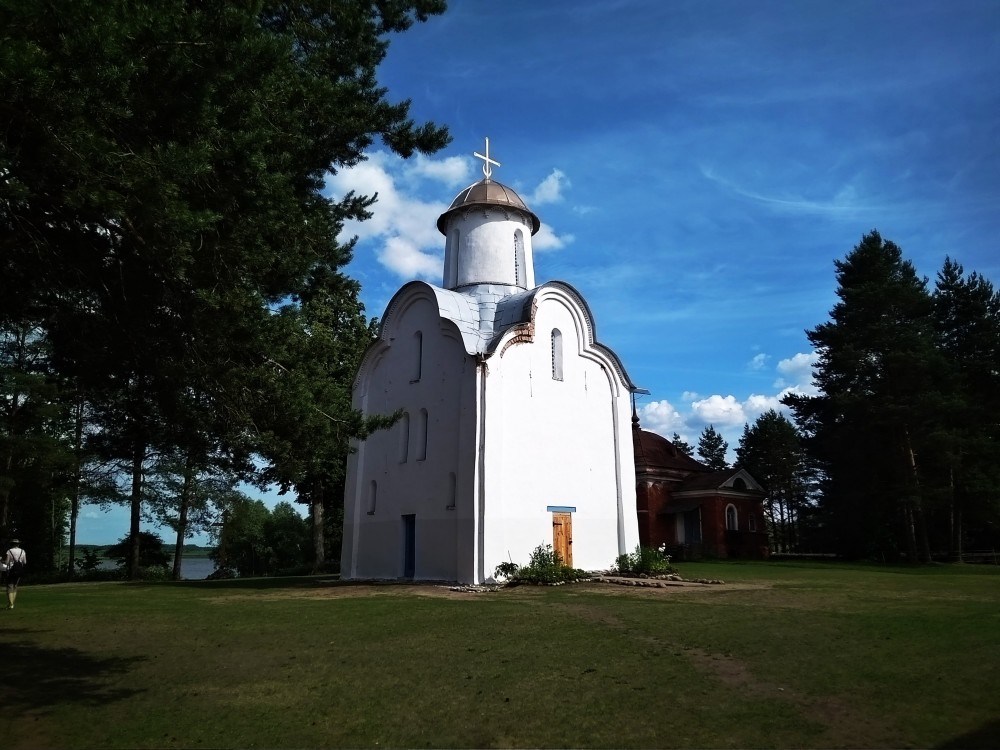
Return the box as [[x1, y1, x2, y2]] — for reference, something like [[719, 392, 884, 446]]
[[444, 209, 535, 290], [342, 290, 479, 581], [479, 288, 638, 578]]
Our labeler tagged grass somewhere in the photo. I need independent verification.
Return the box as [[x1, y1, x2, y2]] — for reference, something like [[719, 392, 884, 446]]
[[1, 561, 998, 748]]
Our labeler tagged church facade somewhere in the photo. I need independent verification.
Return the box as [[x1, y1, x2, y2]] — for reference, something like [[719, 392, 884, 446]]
[[341, 143, 641, 583], [633, 424, 770, 559]]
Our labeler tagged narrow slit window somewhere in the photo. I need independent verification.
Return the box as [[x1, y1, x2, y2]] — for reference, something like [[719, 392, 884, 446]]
[[514, 229, 525, 287], [411, 331, 423, 383], [447, 472, 456, 510], [416, 408, 428, 460], [399, 412, 410, 463], [367, 481, 377, 515], [449, 228, 460, 287], [551, 328, 563, 381]]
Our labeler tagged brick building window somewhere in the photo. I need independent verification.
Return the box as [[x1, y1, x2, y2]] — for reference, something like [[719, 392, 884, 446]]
[[725, 503, 738, 531]]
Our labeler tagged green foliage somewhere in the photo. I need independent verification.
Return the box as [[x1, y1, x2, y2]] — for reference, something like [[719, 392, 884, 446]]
[[612, 545, 675, 576], [697, 424, 729, 470], [105, 531, 170, 570], [503, 544, 590, 585], [264, 501, 311, 572], [493, 561, 519, 580], [75, 548, 103, 574], [210, 497, 310, 577], [783, 231, 1000, 560], [0, 0, 448, 575], [930, 258, 1000, 553], [671, 432, 694, 456], [737, 410, 814, 553]]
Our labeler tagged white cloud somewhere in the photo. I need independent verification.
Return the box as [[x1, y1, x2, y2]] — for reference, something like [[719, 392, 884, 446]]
[[690, 394, 746, 427], [328, 152, 577, 273], [748, 353, 770, 371], [774, 351, 818, 394], [533, 223, 574, 252], [639, 399, 684, 435], [406, 154, 471, 187], [680, 390, 700, 402], [530, 168, 570, 205], [743, 393, 783, 416], [327, 152, 450, 280], [378, 237, 440, 280]]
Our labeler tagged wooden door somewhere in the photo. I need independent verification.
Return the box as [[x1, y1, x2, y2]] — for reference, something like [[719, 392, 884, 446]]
[[552, 512, 573, 567]]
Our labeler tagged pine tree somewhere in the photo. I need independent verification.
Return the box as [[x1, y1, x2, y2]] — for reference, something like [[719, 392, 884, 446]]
[[697, 425, 729, 471], [736, 410, 809, 552], [671, 433, 694, 457], [1, 1, 449, 576], [784, 231, 945, 561], [931, 258, 1000, 556]]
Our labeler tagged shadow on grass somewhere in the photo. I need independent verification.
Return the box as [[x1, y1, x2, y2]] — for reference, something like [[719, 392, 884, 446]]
[[155, 575, 445, 591], [935, 718, 1000, 749], [155, 575, 344, 590], [0, 630, 146, 710]]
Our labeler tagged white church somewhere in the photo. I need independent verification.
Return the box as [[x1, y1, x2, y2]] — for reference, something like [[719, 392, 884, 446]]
[[341, 141, 641, 583]]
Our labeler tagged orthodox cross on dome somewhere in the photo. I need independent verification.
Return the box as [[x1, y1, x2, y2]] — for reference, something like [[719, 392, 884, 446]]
[[474, 137, 500, 180]]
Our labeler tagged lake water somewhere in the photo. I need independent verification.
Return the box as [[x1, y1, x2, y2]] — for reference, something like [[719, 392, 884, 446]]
[[97, 556, 217, 580], [177, 557, 217, 580]]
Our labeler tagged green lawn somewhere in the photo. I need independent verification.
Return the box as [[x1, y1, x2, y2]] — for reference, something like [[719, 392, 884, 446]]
[[1, 561, 998, 748]]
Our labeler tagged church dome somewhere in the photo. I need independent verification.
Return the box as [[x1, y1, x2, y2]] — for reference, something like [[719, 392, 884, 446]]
[[437, 179, 541, 235]]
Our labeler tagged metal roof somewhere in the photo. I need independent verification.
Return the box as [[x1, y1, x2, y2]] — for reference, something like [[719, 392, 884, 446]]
[[436, 179, 541, 235]]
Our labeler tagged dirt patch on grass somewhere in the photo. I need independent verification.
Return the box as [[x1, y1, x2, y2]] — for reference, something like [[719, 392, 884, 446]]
[[679, 646, 904, 748], [203, 577, 762, 603], [553, 597, 904, 749]]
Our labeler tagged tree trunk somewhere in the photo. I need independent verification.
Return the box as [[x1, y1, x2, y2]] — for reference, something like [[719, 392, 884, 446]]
[[902, 503, 918, 565], [129, 438, 144, 580], [764, 498, 777, 553], [948, 466, 958, 562], [903, 428, 932, 563], [311, 477, 325, 573], [777, 495, 788, 554], [1, 448, 12, 532], [956, 503, 963, 562], [172, 456, 194, 581], [68, 397, 84, 578]]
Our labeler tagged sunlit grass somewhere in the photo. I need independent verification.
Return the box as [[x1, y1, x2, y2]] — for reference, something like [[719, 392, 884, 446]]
[[1, 562, 998, 748]]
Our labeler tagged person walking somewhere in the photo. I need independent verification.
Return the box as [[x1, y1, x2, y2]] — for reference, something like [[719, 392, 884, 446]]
[[5, 539, 26, 609]]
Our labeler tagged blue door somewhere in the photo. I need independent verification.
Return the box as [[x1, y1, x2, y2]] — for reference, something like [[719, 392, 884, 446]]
[[402, 514, 415, 578]]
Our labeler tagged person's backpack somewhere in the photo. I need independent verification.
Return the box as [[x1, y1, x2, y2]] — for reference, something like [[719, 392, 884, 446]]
[[7, 552, 24, 577]]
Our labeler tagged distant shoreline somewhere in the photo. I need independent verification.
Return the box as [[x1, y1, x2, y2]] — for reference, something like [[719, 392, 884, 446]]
[[72, 544, 214, 559]]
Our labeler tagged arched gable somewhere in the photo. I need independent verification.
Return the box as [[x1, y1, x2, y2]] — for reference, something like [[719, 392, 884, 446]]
[[486, 281, 637, 395], [353, 281, 482, 390]]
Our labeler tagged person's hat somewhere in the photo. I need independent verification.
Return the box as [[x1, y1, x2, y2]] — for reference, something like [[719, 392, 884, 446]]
[[9, 538, 19, 544]]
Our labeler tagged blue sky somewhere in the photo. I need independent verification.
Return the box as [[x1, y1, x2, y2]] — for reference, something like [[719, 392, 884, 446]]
[[75, 0, 999, 544], [339, 0, 1000, 444]]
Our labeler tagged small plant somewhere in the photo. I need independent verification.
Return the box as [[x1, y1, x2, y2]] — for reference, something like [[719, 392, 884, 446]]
[[494, 560, 519, 580], [504, 544, 590, 585], [611, 544, 675, 577], [75, 548, 103, 574]]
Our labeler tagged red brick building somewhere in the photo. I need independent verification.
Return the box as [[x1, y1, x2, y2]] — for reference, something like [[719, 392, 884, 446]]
[[633, 417, 769, 559]]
